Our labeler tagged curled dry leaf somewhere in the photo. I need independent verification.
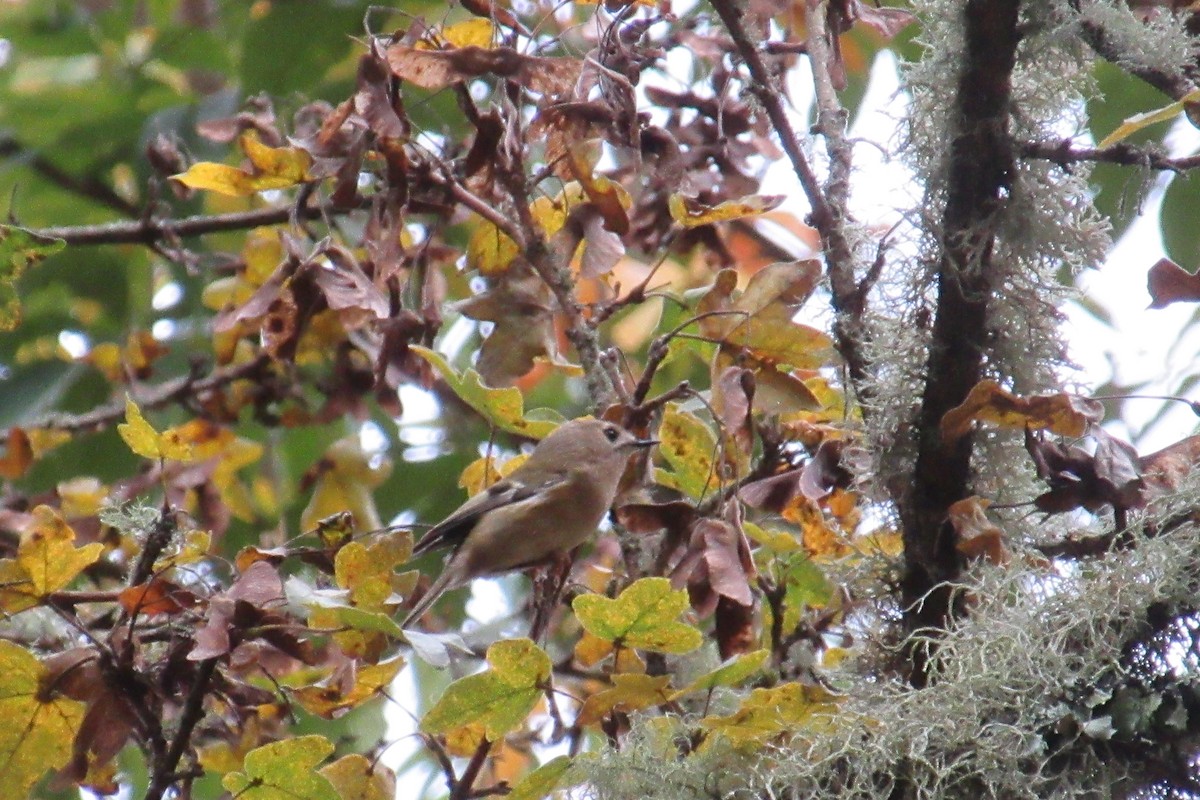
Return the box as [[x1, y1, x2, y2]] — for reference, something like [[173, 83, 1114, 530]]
[[456, 261, 560, 387], [385, 44, 581, 96], [1147, 257, 1200, 309], [1024, 427, 1145, 514], [941, 380, 1103, 444], [947, 497, 1008, 566]]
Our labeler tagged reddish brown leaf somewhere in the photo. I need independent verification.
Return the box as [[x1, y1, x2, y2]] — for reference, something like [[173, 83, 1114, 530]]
[[118, 579, 196, 617], [739, 467, 803, 512], [0, 427, 33, 479], [1025, 427, 1146, 514], [353, 52, 408, 141], [1147, 257, 1200, 308], [799, 440, 851, 501], [715, 595, 757, 660], [1141, 434, 1200, 494], [713, 365, 755, 457], [385, 44, 580, 96]]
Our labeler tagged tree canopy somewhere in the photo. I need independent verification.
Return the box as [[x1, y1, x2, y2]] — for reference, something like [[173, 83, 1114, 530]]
[[3, 0, 1200, 798]]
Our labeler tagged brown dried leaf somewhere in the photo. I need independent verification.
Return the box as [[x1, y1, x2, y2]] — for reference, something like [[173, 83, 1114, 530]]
[[941, 380, 1103, 443], [385, 45, 580, 96], [1147, 257, 1200, 308], [948, 497, 1008, 565]]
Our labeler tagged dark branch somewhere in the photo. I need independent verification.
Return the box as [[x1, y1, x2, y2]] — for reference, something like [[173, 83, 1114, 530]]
[[709, 0, 872, 404], [29, 353, 270, 434], [902, 0, 1022, 686], [0, 137, 140, 217], [1021, 139, 1200, 172], [1070, 1, 1198, 102], [28, 199, 359, 247]]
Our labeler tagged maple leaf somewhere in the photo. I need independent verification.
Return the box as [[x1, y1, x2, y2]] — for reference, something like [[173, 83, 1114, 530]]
[[0, 641, 86, 797]]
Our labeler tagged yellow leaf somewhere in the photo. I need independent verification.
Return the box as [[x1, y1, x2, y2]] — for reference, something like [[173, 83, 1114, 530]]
[[172, 132, 311, 197], [116, 396, 194, 461], [669, 193, 784, 228], [699, 681, 839, 747], [301, 436, 393, 532], [0, 640, 86, 797], [292, 658, 404, 719], [458, 453, 528, 496], [442, 18, 494, 48], [659, 404, 719, 498], [577, 673, 673, 726], [573, 577, 703, 654], [319, 754, 395, 800], [0, 506, 104, 612], [56, 476, 108, 518], [154, 529, 211, 572], [1097, 88, 1200, 148]]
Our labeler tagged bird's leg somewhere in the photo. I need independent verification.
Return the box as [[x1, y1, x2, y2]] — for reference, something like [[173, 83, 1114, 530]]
[[528, 550, 574, 641]]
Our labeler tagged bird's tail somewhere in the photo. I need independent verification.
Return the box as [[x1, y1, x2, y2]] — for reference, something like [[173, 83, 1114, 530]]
[[400, 564, 462, 630]]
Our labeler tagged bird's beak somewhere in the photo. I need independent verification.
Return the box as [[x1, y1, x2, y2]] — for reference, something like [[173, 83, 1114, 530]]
[[631, 437, 659, 449]]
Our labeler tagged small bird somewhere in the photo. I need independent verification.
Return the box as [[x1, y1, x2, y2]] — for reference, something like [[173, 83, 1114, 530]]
[[401, 418, 656, 629]]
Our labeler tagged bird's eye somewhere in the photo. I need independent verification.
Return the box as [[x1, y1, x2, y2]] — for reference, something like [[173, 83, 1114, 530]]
[[603, 426, 620, 442]]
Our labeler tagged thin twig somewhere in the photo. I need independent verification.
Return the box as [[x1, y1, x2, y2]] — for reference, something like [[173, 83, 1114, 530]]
[[1021, 139, 1200, 173], [709, 0, 871, 400], [29, 198, 364, 247], [144, 657, 220, 800], [29, 353, 269, 434]]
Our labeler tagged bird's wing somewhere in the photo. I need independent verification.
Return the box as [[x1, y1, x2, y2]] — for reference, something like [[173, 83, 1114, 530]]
[[411, 471, 569, 556]]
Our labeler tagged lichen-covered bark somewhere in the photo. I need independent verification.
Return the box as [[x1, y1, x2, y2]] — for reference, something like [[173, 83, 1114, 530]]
[[901, 0, 1022, 685]]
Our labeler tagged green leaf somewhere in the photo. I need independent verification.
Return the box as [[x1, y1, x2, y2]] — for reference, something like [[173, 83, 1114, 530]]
[[673, 649, 770, 699], [222, 735, 339, 800], [573, 577, 703, 654], [410, 346, 561, 438], [420, 638, 551, 740], [0, 225, 65, 332], [506, 756, 581, 800]]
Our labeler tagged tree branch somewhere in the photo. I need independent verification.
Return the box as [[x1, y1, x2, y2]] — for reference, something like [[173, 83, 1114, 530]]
[[28, 199, 358, 247], [0, 137, 140, 217], [1021, 138, 1200, 172], [1069, 0, 1198, 102], [29, 353, 270, 434], [709, 0, 872, 402], [902, 0, 1022, 686]]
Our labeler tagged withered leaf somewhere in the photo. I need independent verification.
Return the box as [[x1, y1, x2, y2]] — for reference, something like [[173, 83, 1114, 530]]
[[1147, 257, 1200, 309], [941, 380, 1103, 443], [456, 262, 558, 386], [947, 497, 1008, 566], [385, 44, 580, 96], [1141, 434, 1200, 495], [1025, 427, 1145, 514], [354, 52, 408, 141]]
